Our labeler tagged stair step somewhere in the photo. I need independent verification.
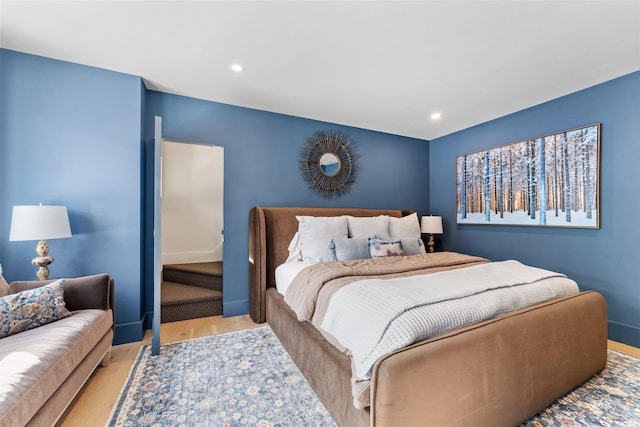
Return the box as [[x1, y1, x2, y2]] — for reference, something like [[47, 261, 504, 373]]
[[164, 261, 223, 276], [161, 281, 221, 304], [161, 281, 223, 323], [163, 262, 222, 291]]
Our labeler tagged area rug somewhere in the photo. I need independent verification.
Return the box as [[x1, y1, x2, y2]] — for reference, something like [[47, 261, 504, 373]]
[[107, 326, 639, 427], [522, 349, 640, 427], [107, 326, 335, 427]]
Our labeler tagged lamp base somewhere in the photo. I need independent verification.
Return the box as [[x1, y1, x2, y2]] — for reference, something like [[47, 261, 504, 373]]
[[32, 239, 53, 280], [427, 234, 435, 253]]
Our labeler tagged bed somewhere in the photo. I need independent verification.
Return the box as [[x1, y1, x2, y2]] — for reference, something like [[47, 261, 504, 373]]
[[248, 206, 607, 427]]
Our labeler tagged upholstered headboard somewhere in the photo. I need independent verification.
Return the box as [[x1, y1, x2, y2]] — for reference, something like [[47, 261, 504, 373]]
[[248, 206, 410, 323]]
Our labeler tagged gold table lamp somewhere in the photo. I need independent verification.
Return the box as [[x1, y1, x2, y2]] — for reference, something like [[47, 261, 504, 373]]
[[420, 215, 443, 253]]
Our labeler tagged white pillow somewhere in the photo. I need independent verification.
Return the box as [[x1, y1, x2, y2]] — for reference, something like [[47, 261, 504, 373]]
[[296, 215, 349, 263], [285, 232, 302, 263], [389, 212, 421, 239], [398, 238, 425, 256], [346, 215, 390, 239], [418, 238, 427, 254]]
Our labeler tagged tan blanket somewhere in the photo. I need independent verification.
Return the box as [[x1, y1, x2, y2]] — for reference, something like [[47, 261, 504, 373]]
[[284, 252, 489, 328]]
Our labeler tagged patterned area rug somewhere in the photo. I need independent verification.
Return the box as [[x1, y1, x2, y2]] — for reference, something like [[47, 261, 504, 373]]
[[108, 326, 639, 427], [522, 349, 640, 426], [107, 326, 335, 427]]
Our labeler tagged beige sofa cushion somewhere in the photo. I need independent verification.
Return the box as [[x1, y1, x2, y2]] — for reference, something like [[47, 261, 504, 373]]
[[0, 309, 113, 427]]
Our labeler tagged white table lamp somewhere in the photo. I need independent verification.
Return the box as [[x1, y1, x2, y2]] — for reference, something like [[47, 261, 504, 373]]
[[9, 204, 72, 280], [421, 215, 443, 253]]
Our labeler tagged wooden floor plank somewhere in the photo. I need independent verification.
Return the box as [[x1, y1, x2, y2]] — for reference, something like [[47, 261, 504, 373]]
[[608, 340, 640, 357]]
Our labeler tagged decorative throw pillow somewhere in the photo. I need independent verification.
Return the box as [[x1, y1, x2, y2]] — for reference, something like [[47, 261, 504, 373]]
[[346, 215, 390, 239], [0, 279, 71, 338], [389, 212, 421, 239], [368, 238, 405, 258], [328, 237, 372, 262], [296, 215, 349, 263]]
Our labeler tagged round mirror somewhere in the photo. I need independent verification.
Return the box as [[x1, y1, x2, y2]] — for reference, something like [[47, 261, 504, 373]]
[[319, 152, 341, 176], [300, 130, 357, 198]]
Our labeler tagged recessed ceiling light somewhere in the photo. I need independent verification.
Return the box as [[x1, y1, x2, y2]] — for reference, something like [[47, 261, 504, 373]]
[[231, 64, 244, 72], [430, 112, 441, 120]]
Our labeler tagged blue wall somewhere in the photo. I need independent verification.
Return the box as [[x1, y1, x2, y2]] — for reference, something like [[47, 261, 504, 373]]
[[0, 50, 147, 344], [0, 49, 429, 343], [145, 91, 429, 318], [5, 47, 636, 348], [429, 71, 640, 347]]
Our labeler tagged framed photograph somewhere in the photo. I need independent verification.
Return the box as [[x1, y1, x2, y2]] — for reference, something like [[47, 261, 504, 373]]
[[456, 124, 600, 228]]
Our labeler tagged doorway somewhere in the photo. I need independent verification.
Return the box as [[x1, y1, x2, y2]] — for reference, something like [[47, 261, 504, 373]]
[[159, 140, 224, 323]]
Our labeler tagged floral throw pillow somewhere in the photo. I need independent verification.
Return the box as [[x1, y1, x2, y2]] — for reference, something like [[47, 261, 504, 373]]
[[0, 279, 71, 338], [368, 238, 405, 258]]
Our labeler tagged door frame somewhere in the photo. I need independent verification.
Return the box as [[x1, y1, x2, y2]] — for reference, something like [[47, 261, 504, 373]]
[[151, 123, 224, 355]]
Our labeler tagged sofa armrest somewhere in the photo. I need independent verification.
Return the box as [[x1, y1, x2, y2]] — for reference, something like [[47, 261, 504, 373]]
[[9, 274, 114, 312]]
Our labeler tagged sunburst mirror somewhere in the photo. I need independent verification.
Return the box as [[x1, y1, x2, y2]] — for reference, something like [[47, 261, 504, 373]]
[[300, 130, 356, 198]]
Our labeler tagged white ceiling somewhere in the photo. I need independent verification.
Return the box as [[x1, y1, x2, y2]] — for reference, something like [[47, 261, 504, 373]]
[[1, 1, 639, 140]]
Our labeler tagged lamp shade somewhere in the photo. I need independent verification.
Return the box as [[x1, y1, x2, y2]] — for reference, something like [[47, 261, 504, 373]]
[[9, 205, 72, 241], [421, 215, 443, 234]]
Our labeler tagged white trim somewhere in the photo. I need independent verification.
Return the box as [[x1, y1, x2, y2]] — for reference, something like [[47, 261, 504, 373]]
[[162, 250, 222, 265]]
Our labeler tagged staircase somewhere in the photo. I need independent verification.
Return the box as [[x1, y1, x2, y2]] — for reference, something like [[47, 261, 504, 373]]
[[161, 262, 223, 323]]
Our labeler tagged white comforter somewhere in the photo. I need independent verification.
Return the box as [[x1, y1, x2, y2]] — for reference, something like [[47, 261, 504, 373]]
[[320, 260, 579, 381]]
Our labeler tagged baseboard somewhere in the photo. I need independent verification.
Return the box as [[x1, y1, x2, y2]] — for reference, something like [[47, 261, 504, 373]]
[[124, 300, 263, 343], [608, 320, 640, 348], [114, 318, 146, 345], [114, 312, 640, 349], [223, 299, 249, 317], [143, 311, 153, 329], [162, 250, 222, 265]]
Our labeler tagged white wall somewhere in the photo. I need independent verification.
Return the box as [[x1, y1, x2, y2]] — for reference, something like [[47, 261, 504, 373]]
[[161, 141, 223, 265]]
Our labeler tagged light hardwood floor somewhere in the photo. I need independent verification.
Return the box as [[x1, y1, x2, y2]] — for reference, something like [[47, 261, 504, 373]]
[[57, 315, 260, 427], [608, 340, 640, 357], [57, 315, 640, 426]]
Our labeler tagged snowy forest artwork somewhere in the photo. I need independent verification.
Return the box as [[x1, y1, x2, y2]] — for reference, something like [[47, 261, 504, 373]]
[[456, 124, 600, 228]]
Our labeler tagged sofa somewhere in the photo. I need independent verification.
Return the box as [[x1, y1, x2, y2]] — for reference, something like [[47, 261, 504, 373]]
[[0, 273, 114, 427]]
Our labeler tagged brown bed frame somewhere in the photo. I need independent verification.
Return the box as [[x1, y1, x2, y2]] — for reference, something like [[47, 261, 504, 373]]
[[248, 206, 608, 427]]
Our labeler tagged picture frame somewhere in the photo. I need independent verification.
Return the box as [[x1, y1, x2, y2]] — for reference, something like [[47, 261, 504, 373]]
[[456, 123, 600, 228]]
